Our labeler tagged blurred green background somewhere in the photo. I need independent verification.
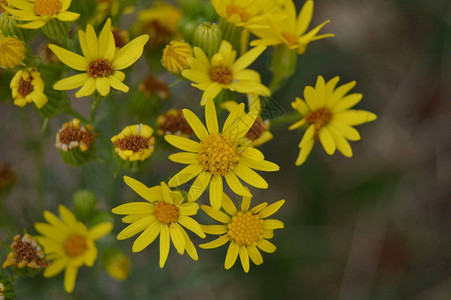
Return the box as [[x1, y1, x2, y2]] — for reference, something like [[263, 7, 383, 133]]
[[1, 0, 451, 299]]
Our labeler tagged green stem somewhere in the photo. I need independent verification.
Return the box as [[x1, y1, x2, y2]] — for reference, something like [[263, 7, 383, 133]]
[[90, 95, 103, 124], [65, 106, 89, 124], [169, 79, 182, 88]]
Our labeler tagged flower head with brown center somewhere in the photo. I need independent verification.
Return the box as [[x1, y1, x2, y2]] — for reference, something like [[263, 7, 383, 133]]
[[50, 19, 149, 97], [157, 109, 194, 138], [182, 40, 270, 105], [200, 192, 285, 273], [56, 118, 96, 152], [139, 76, 170, 100], [289, 76, 377, 165], [5, 0, 79, 29], [34, 205, 112, 293], [10, 68, 48, 109], [112, 178, 206, 268], [2, 234, 49, 270], [165, 98, 279, 210], [111, 124, 155, 162]]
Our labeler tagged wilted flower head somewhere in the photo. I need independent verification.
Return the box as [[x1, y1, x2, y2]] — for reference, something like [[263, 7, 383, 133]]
[[157, 109, 194, 138], [10, 67, 48, 109], [111, 124, 155, 162], [139, 76, 170, 100], [2, 234, 49, 271], [56, 119, 97, 152]]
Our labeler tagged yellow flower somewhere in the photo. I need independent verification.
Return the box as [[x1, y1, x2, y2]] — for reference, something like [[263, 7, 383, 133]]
[[161, 40, 193, 74], [111, 124, 155, 162], [289, 76, 377, 165], [49, 18, 149, 98], [212, 0, 280, 29], [0, 0, 9, 14], [251, 0, 334, 54], [112, 177, 206, 268], [55, 118, 96, 152], [103, 249, 130, 281], [4, 0, 79, 29], [0, 36, 25, 69], [221, 100, 273, 147], [34, 205, 113, 293], [165, 98, 279, 209], [10, 67, 48, 109], [200, 192, 284, 273], [135, 2, 181, 47], [182, 40, 270, 105], [2, 234, 48, 270]]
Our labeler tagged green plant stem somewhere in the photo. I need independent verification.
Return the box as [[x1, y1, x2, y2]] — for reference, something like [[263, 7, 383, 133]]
[[65, 106, 89, 124], [90, 95, 103, 124]]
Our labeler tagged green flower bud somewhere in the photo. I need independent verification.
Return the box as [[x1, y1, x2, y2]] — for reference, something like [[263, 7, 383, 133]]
[[193, 22, 222, 58], [178, 16, 204, 43], [177, 0, 202, 16], [41, 19, 70, 44], [201, 1, 218, 21], [269, 45, 297, 92], [73, 190, 97, 219], [0, 13, 32, 41]]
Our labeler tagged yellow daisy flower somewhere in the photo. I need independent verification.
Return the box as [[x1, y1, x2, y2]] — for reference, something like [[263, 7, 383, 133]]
[[10, 67, 48, 109], [111, 124, 155, 162], [212, 0, 280, 29], [182, 40, 270, 105], [4, 0, 79, 29], [221, 100, 273, 147], [49, 18, 149, 98], [34, 205, 113, 293], [164, 98, 279, 209], [0, 36, 25, 69], [289, 76, 377, 165], [161, 40, 193, 75], [251, 0, 334, 54], [112, 177, 206, 268], [200, 192, 284, 272]]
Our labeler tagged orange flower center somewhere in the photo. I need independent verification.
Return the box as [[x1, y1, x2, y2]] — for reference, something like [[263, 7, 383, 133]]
[[227, 211, 263, 246], [87, 59, 114, 78], [226, 5, 251, 22], [154, 202, 179, 224], [198, 134, 239, 176], [18, 76, 33, 97], [34, 0, 62, 16], [113, 135, 154, 153], [64, 234, 88, 257], [281, 32, 298, 46], [210, 66, 233, 84], [306, 108, 332, 135], [157, 109, 193, 137], [57, 126, 96, 150]]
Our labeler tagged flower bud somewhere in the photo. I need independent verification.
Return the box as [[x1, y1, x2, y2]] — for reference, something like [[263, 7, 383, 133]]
[[103, 248, 130, 281], [73, 190, 97, 219], [193, 22, 222, 58], [177, 0, 202, 16], [161, 41, 192, 75], [41, 19, 70, 43], [0, 36, 25, 69]]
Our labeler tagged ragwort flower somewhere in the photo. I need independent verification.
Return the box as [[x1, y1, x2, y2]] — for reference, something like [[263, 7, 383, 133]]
[[34, 205, 112, 293], [0, 36, 25, 69], [50, 18, 149, 97], [4, 0, 79, 29], [289, 76, 377, 165], [111, 124, 155, 162], [10, 67, 47, 109], [165, 98, 279, 209], [251, 0, 334, 54], [182, 40, 270, 105], [200, 192, 284, 272], [112, 177, 206, 268]]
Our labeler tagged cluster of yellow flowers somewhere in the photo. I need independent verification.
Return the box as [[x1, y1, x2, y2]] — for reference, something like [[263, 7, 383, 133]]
[[0, 0, 377, 295]]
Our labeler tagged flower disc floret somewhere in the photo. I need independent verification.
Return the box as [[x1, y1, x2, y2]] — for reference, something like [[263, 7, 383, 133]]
[[34, 0, 61, 16], [228, 211, 263, 246], [198, 134, 239, 176]]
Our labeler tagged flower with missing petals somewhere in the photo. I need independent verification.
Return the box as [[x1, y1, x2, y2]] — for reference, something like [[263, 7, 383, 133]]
[[289, 76, 377, 165], [56, 119, 96, 152], [49, 18, 149, 97], [200, 192, 284, 272], [112, 177, 205, 268], [182, 40, 270, 105], [10, 68, 47, 109], [4, 0, 79, 29], [157, 109, 194, 138], [251, 0, 334, 54], [111, 124, 155, 162], [165, 98, 279, 209], [34, 205, 112, 293]]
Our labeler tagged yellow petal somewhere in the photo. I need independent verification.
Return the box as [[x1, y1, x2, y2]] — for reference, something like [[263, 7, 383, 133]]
[[53, 73, 89, 90], [88, 222, 112, 240], [295, 139, 314, 166], [199, 234, 229, 249], [75, 77, 96, 98], [258, 199, 285, 219], [48, 44, 88, 71], [224, 172, 252, 197], [201, 205, 231, 223], [333, 110, 377, 126], [187, 171, 212, 202], [182, 108, 209, 141], [318, 127, 336, 155], [233, 163, 268, 189], [257, 239, 277, 253], [123, 176, 163, 203], [221, 193, 237, 215], [85, 24, 99, 59], [117, 216, 155, 240], [179, 226, 198, 260], [209, 175, 223, 210], [112, 202, 153, 215], [169, 224, 186, 254], [231, 46, 266, 73], [239, 157, 279, 172], [96, 77, 110, 96], [98, 18, 115, 61], [168, 164, 203, 187], [205, 98, 219, 134], [178, 215, 205, 238], [159, 225, 170, 268], [247, 245, 263, 265], [332, 93, 363, 113], [224, 242, 239, 270], [168, 152, 199, 164], [112, 35, 149, 70], [262, 219, 284, 229], [132, 222, 161, 252], [296, 0, 314, 35], [164, 135, 200, 152], [200, 225, 228, 235], [64, 265, 78, 293], [43, 258, 66, 277], [238, 245, 250, 273]]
